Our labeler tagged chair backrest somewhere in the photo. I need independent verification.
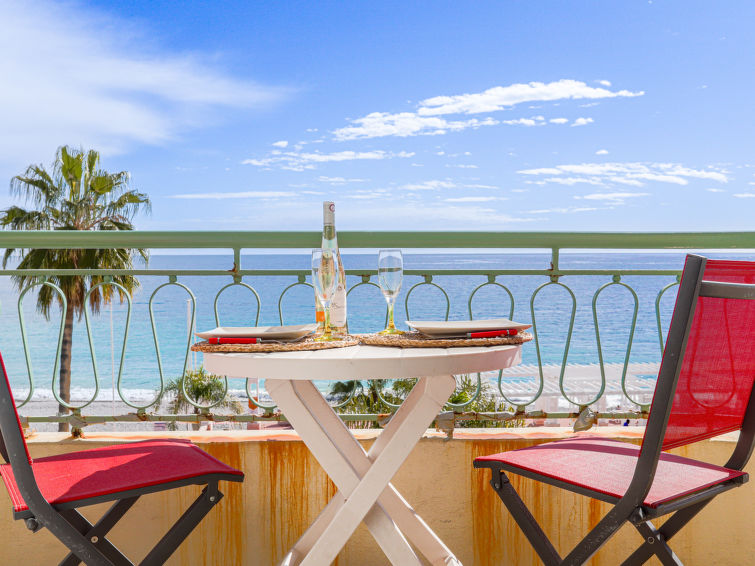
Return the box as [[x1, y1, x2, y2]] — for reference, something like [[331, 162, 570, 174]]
[[646, 255, 755, 453], [0, 353, 32, 466]]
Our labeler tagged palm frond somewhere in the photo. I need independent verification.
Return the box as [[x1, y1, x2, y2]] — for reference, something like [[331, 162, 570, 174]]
[[10, 168, 61, 207], [1, 147, 149, 321], [59, 146, 83, 197], [0, 207, 52, 230]]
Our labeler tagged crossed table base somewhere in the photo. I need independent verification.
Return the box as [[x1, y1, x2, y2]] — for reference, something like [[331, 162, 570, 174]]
[[204, 344, 521, 565]]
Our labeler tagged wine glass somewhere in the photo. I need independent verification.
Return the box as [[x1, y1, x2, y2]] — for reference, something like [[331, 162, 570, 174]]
[[378, 249, 404, 335], [312, 248, 339, 341]]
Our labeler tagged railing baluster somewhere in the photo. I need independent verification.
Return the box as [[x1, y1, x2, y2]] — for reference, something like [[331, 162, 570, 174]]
[[278, 275, 313, 325], [374, 275, 452, 410], [656, 278, 681, 355], [592, 275, 640, 409], [143, 277, 196, 411], [404, 274, 450, 321], [529, 279, 577, 410], [82, 280, 132, 410], [18, 280, 66, 409], [450, 276, 516, 411], [214, 281, 261, 327]]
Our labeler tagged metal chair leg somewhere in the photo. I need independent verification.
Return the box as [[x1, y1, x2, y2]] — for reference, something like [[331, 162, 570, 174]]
[[58, 497, 139, 566], [559, 501, 634, 566], [632, 520, 684, 566], [139, 482, 223, 566], [38, 508, 116, 566], [622, 501, 709, 566], [489, 469, 561, 566]]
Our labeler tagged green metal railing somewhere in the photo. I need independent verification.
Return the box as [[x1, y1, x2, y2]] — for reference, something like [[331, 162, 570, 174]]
[[2, 230, 754, 432]]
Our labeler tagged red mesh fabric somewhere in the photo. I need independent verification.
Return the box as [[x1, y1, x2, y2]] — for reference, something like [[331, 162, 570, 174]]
[[474, 437, 746, 508], [0, 439, 243, 513], [0, 353, 31, 465], [658, 258, 755, 450]]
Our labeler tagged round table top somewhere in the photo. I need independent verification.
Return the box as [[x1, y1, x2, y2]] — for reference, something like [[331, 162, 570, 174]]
[[202, 344, 521, 381]]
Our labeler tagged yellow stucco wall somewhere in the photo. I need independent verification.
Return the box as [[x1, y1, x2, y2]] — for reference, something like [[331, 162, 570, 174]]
[[0, 427, 750, 565]]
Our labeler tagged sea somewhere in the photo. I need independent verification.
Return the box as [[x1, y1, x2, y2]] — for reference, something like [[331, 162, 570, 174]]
[[2, 251, 753, 408]]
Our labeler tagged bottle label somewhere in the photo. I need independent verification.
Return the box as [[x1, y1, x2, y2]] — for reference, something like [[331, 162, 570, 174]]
[[323, 201, 335, 226], [330, 282, 347, 327]]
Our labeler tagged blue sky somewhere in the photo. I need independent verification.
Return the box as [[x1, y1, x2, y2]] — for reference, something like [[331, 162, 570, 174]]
[[1, 1, 754, 231]]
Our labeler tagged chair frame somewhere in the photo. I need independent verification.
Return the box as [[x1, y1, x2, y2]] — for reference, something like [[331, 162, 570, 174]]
[[0, 363, 243, 566], [475, 255, 755, 566]]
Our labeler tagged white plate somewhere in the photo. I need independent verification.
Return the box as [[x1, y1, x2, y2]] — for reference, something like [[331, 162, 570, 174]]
[[405, 318, 531, 336], [195, 323, 318, 341]]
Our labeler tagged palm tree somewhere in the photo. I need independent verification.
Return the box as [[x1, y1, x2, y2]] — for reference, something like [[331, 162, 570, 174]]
[[163, 367, 243, 430], [1, 146, 150, 431]]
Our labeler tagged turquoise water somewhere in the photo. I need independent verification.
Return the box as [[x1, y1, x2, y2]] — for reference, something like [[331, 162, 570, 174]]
[[2, 251, 752, 402]]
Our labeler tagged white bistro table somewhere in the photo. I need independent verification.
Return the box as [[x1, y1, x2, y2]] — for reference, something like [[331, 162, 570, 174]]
[[204, 344, 522, 566]]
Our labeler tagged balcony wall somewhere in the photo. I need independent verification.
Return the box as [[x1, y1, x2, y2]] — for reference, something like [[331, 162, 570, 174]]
[[0, 427, 751, 565]]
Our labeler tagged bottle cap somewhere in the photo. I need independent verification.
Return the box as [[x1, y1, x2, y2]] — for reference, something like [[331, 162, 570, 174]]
[[323, 201, 335, 226]]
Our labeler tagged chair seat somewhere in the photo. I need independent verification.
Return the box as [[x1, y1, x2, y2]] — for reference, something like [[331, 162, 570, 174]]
[[0, 439, 244, 513], [474, 437, 747, 508]]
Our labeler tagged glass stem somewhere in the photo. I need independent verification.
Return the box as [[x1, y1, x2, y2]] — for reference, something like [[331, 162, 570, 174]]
[[324, 306, 332, 338], [387, 300, 395, 330]]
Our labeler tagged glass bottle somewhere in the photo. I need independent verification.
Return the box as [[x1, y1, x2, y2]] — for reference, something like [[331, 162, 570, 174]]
[[315, 201, 348, 334]]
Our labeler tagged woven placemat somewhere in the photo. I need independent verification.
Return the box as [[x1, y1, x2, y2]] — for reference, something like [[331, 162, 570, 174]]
[[191, 336, 359, 353], [358, 331, 533, 348]]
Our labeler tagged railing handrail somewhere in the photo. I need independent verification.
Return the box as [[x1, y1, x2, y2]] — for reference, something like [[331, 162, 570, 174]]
[[1, 230, 755, 249]]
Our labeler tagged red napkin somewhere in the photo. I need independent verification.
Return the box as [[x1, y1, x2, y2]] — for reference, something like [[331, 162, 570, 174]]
[[208, 337, 260, 345], [467, 329, 518, 338]]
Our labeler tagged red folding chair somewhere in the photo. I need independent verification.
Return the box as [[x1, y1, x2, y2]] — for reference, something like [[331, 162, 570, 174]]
[[474, 255, 755, 565], [0, 353, 244, 565]]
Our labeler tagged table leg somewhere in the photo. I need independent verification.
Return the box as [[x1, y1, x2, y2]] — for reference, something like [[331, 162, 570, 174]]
[[267, 379, 422, 566], [268, 375, 460, 566], [287, 379, 462, 566]]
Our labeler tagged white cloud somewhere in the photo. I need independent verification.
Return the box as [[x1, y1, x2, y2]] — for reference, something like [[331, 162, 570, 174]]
[[242, 150, 414, 171], [597, 80, 612, 87], [596, 149, 609, 155], [527, 206, 598, 214], [578, 192, 650, 201], [519, 162, 729, 187], [332, 79, 642, 140], [272, 140, 289, 148], [444, 196, 504, 202], [529, 177, 606, 186], [550, 118, 569, 124], [0, 1, 289, 162], [733, 193, 755, 198], [353, 203, 536, 227], [418, 79, 642, 116], [446, 164, 479, 169], [170, 191, 297, 199], [463, 184, 499, 189], [318, 176, 367, 185], [333, 113, 498, 140], [571, 117, 594, 127], [501, 117, 545, 126], [345, 190, 391, 200], [706, 188, 725, 193], [575, 192, 650, 205], [401, 180, 456, 191]]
